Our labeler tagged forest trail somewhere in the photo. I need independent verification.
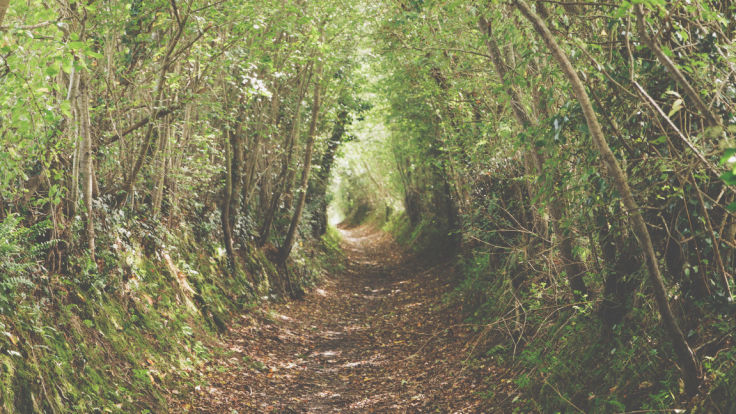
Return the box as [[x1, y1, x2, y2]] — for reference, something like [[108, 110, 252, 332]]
[[170, 226, 493, 413]]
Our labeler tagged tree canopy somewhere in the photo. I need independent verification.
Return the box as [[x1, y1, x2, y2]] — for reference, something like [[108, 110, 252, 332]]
[[1, 0, 735, 411]]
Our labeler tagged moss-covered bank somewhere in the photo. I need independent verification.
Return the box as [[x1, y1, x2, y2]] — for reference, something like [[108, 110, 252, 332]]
[[0, 222, 343, 413]]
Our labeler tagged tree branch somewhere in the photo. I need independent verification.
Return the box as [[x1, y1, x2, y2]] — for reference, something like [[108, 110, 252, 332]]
[[103, 104, 183, 147]]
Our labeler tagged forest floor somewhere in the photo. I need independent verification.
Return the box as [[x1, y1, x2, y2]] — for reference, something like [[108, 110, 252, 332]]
[[169, 225, 502, 413]]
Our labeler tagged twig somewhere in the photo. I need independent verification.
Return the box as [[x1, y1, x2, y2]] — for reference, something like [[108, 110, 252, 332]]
[[0, 19, 58, 31], [633, 81, 727, 186], [537, 0, 617, 6], [543, 376, 586, 413]]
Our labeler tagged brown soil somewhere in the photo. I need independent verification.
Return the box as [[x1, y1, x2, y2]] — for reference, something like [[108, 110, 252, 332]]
[[170, 225, 495, 413]]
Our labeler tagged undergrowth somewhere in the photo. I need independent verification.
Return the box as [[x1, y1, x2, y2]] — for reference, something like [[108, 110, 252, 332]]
[[449, 248, 736, 413], [374, 205, 736, 412], [0, 212, 341, 413], [382, 212, 454, 259]]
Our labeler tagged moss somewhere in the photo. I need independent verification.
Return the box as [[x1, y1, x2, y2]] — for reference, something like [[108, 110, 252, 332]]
[[0, 354, 16, 412], [0, 222, 339, 412]]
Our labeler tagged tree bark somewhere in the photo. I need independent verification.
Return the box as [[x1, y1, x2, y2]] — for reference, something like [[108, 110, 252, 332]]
[[514, 0, 701, 395], [0, 0, 9, 27], [221, 126, 236, 269], [78, 75, 97, 264]]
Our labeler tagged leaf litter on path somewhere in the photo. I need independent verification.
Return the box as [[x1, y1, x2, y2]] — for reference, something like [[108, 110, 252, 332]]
[[169, 225, 496, 413]]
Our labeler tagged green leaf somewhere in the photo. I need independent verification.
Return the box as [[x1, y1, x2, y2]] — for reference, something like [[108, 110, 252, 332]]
[[668, 98, 683, 117], [60, 101, 72, 118], [61, 58, 73, 74], [45, 64, 60, 77], [720, 171, 736, 186], [68, 41, 86, 50], [85, 50, 104, 60], [652, 136, 667, 145], [720, 148, 736, 165]]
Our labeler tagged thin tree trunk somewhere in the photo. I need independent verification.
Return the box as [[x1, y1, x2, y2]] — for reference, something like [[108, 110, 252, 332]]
[[279, 60, 324, 262], [309, 108, 348, 237], [169, 103, 192, 224], [122, 16, 186, 196], [514, 0, 700, 394], [70, 72, 81, 216], [258, 146, 292, 246], [635, 5, 720, 127], [0, 0, 9, 27], [258, 67, 311, 246], [228, 119, 245, 233], [281, 162, 298, 212], [241, 135, 260, 209], [221, 126, 235, 269], [152, 116, 170, 219], [479, 16, 587, 298], [691, 173, 732, 300], [249, 86, 281, 209], [78, 75, 96, 264]]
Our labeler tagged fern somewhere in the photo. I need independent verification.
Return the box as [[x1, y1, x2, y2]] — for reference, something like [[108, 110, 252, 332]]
[[0, 214, 48, 312], [0, 276, 34, 289]]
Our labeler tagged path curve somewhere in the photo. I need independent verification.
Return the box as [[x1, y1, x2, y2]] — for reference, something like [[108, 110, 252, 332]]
[[172, 226, 489, 413]]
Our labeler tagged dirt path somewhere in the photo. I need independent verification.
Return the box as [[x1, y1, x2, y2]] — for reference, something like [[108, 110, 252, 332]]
[[171, 226, 491, 413]]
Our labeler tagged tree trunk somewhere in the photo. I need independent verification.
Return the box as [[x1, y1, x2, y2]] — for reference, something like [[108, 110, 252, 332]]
[[0, 0, 9, 27], [122, 18, 185, 196], [69, 67, 81, 216], [169, 103, 192, 225], [514, 0, 700, 394], [479, 16, 587, 298], [78, 75, 96, 265], [152, 116, 170, 219], [258, 122, 295, 247], [228, 120, 245, 234], [258, 67, 311, 246], [221, 126, 235, 269], [308, 108, 347, 237], [241, 111, 264, 210], [279, 59, 324, 263]]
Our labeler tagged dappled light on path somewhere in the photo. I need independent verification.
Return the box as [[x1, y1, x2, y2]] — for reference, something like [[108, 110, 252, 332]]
[[170, 225, 491, 412]]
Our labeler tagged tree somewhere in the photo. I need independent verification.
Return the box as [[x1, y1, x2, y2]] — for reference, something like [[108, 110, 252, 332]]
[[513, 0, 701, 395], [279, 43, 324, 262], [479, 15, 587, 298]]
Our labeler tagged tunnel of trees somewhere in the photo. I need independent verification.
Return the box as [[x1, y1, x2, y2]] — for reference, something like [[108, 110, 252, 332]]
[[1, 0, 736, 412]]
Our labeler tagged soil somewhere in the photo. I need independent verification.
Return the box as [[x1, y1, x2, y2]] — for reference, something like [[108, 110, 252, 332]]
[[170, 225, 497, 413]]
